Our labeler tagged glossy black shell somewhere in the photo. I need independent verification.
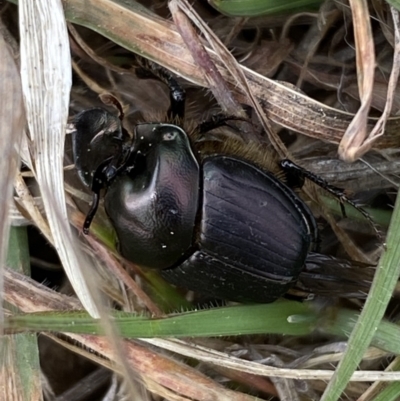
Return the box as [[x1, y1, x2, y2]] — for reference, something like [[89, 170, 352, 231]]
[[105, 124, 200, 269], [103, 123, 317, 303], [161, 156, 315, 303]]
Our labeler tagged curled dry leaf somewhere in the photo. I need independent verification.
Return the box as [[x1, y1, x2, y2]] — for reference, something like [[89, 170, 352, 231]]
[[350, 7, 400, 159], [338, 0, 375, 162]]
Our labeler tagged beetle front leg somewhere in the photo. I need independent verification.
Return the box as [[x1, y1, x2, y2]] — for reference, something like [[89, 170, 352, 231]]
[[83, 154, 127, 234]]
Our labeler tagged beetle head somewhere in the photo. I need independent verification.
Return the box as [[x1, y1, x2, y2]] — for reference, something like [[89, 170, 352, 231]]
[[73, 108, 130, 188]]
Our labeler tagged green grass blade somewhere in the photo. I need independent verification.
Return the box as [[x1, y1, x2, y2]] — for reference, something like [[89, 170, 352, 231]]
[[320, 308, 400, 355], [320, 193, 400, 401], [209, 0, 323, 17], [386, 1, 400, 11], [4, 300, 400, 354], [3, 227, 42, 401], [321, 195, 391, 228], [4, 301, 318, 337], [372, 381, 400, 401]]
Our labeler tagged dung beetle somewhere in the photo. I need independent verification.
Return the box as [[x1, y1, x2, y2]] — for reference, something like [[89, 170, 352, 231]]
[[72, 63, 373, 303]]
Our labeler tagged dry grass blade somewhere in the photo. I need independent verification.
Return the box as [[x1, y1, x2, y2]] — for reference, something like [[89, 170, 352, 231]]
[[142, 338, 400, 381], [19, 0, 99, 317], [338, 0, 375, 161], [14, 173, 52, 242], [356, 357, 400, 401], [65, 333, 258, 401], [3, 269, 82, 312], [170, 2, 243, 116]]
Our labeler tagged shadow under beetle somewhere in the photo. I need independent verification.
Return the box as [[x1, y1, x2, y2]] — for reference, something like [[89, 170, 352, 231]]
[[72, 62, 374, 303]]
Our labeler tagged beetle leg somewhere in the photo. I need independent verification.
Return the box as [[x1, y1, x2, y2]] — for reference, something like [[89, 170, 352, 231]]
[[167, 76, 186, 120], [135, 62, 186, 120], [280, 159, 380, 237], [196, 114, 250, 135], [82, 155, 123, 234], [280, 159, 348, 214], [83, 191, 100, 235]]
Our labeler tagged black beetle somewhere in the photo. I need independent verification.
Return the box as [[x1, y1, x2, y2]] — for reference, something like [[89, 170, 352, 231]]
[[72, 64, 373, 303]]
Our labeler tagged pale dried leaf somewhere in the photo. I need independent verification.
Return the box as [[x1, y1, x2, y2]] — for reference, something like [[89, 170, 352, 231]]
[[19, 0, 99, 317]]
